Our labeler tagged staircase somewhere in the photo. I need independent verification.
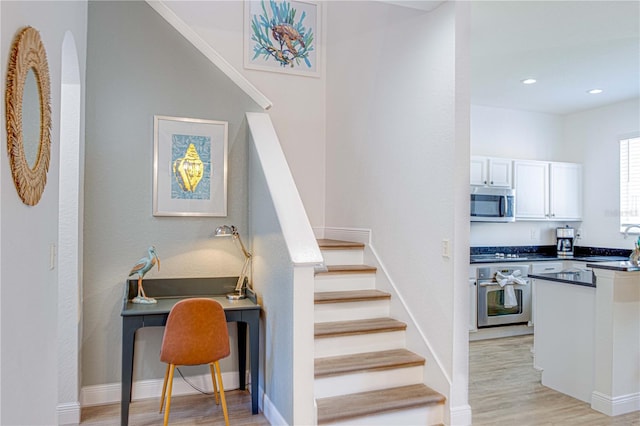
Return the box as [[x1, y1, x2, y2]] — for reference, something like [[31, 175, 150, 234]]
[[314, 239, 445, 425]]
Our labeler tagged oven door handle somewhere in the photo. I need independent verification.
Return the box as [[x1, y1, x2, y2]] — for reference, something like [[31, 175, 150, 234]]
[[478, 281, 500, 287], [479, 280, 528, 287]]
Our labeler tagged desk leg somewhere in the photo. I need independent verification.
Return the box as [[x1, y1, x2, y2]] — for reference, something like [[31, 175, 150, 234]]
[[121, 318, 141, 426], [248, 315, 259, 415], [237, 322, 247, 390]]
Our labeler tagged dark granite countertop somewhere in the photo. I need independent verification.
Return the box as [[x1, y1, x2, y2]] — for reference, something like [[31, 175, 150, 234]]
[[587, 261, 640, 272], [470, 254, 628, 264], [470, 245, 630, 264], [529, 270, 596, 287]]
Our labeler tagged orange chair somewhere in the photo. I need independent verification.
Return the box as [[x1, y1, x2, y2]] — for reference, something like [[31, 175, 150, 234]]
[[159, 298, 230, 426]]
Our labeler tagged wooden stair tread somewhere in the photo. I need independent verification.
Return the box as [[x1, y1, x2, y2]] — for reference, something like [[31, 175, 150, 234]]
[[317, 239, 365, 250], [315, 317, 406, 338], [314, 289, 390, 304], [316, 384, 445, 424], [315, 265, 377, 276], [315, 349, 425, 377]]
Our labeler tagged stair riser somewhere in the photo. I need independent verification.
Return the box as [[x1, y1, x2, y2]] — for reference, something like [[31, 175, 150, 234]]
[[321, 249, 364, 266], [315, 366, 424, 398], [314, 300, 390, 323], [315, 331, 405, 358], [314, 274, 376, 292], [320, 405, 443, 426]]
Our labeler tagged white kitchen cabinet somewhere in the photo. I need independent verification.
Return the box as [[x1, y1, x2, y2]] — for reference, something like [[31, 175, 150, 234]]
[[550, 162, 582, 220], [471, 156, 512, 187], [566, 261, 590, 271], [530, 262, 564, 274], [514, 160, 549, 219], [514, 160, 582, 221], [529, 262, 564, 327]]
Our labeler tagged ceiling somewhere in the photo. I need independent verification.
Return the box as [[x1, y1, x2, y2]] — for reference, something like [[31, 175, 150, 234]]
[[471, 1, 640, 115]]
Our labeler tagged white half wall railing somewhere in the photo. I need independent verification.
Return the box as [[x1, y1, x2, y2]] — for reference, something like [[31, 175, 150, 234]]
[[247, 112, 322, 425], [247, 113, 322, 266]]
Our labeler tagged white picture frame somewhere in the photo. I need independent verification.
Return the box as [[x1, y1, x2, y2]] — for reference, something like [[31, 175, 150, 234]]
[[153, 115, 228, 217], [244, 0, 320, 77]]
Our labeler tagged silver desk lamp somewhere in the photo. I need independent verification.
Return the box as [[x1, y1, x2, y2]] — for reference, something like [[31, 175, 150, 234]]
[[214, 225, 252, 300]]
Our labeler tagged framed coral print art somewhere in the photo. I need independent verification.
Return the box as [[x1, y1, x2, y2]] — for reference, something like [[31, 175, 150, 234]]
[[244, 0, 320, 77], [153, 115, 228, 217]]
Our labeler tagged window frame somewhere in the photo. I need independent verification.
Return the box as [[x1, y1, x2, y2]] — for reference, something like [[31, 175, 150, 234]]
[[620, 135, 640, 234]]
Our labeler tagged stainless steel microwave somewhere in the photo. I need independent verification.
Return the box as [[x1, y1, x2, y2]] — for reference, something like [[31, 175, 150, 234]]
[[470, 187, 515, 222]]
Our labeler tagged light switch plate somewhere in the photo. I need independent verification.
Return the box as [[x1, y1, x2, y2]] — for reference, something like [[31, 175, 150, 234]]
[[442, 239, 450, 258]]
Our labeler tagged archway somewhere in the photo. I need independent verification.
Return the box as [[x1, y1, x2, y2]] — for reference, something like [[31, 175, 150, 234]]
[[57, 30, 82, 424]]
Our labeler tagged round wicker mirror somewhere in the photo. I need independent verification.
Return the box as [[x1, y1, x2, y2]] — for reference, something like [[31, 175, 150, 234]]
[[5, 26, 51, 206]]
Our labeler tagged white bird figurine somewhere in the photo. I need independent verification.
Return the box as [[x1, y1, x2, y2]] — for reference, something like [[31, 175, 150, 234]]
[[129, 246, 160, 304]]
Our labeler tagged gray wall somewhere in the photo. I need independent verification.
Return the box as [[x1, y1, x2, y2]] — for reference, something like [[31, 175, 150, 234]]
[[84, 0, 261, 387], [249, 140, 295, 423], [1, 1, 88, 424]]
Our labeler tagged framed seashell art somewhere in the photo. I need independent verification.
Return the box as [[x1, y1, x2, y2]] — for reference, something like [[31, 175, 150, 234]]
[[5, 26, 52, 206], [153, 115, 228, 216]]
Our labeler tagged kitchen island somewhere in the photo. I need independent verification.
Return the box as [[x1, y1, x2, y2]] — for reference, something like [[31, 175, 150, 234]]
[[530, 261, 639, 416]]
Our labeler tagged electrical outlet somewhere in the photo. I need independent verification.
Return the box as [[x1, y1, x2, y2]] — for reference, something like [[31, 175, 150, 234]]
[[576, 228, 583, 240], [530, 228, 538, 240]]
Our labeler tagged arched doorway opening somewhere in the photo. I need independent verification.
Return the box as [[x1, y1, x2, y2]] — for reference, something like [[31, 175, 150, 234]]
[[57, 30, 83, 424]]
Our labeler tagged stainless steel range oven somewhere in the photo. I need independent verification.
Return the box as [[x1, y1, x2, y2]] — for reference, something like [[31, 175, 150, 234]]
[[477, 265, 531, 328]]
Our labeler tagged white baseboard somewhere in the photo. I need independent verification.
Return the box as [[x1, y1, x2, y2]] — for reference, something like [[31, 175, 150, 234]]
[[591, 390, 640, 416], [449, 404, 472, 425], [469, 324, 533, 341], [323, 227, 371, 244], [57, 401, 81, 425], [261, 387, 287, 425], [312, 227, 324, 239], [81, 371, 242, 407]]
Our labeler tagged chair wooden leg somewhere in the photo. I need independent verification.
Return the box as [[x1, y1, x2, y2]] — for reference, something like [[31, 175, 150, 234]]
[[163, 364, 175, 426], [214, 361, 229, 426], [209, 363, 220, 405], [160, 364, 170, 413]]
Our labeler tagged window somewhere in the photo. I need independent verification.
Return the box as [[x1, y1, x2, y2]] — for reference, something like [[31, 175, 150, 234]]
[[620, 136, 640, 233]]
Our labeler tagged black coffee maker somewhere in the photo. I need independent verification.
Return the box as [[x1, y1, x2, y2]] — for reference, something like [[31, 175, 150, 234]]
[[556, 226, 575, 258]]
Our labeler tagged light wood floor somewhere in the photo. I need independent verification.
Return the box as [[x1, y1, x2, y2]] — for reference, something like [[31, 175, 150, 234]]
[[80, 389, 269, 425], [469, 335, 640, 425], [81, 335, 640, 425]]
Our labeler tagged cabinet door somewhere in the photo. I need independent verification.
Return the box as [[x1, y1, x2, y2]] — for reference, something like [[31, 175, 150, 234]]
[[530, 262, 563, 274], [550, 162, 582, 220], [488, 158, 512, 187], [514, 160, 549, 220], [470, 157, 487, 185]]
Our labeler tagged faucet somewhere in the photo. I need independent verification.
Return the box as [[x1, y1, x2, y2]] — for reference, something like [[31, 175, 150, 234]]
[[623, 224, 640, 239]]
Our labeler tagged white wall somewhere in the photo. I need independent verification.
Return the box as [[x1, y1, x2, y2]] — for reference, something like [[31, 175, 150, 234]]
[[162, 1, 327, 229], [325, 1, 470, 419], [470, 104, 566, 247], [83, 1, 262, 389], [471, 105, 564, 160], [0, 1, 87, 424], [563, 99, 640, 249]]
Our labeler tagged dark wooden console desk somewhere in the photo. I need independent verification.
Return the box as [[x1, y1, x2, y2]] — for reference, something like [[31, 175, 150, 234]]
[[120, 277, 260, 426]]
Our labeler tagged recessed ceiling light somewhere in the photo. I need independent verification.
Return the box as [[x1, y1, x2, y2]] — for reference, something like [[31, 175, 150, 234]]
[[521, 78, 537, 85], [587, 88, 603, 94]]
